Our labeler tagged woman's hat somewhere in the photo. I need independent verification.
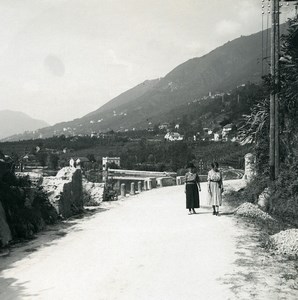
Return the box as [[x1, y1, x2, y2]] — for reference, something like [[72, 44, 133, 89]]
[[186, 162, 195, 169]]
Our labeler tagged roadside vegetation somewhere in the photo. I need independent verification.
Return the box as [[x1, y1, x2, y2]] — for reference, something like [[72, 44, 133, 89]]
[[224, 17, 298, 259]]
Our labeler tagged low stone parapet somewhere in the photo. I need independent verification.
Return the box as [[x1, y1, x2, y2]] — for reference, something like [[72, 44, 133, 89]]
[[108, 169, 176, 178], [176, 176, 185, 185], [113, 177, 157, 193], [157, 177, 176, 187]]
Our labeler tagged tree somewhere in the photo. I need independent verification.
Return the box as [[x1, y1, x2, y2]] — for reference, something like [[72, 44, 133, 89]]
[[86, 153, 96, 162], [106, 162, 120, 169], [36, 152, 48, 167], [48, 154, 59, 170], [278, 18, 298, 163]]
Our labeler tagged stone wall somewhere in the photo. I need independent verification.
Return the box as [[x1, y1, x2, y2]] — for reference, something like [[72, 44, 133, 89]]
[[42, 167, 83, 218]]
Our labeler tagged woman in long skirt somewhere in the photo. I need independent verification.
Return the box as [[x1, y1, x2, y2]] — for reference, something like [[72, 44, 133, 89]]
[[184, 163, 201, 215], [207, 162, 223, 216]]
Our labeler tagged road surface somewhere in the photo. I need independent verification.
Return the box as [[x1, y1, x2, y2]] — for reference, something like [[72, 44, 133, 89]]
[[0, 180, 297, 300]]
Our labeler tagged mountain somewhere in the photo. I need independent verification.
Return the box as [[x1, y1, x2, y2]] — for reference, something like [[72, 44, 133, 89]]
[[0, 110, 49, 140], [4, 25, 286, 141]]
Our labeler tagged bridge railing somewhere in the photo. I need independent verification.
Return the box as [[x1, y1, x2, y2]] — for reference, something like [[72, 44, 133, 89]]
[[108, 169, 177, 178]]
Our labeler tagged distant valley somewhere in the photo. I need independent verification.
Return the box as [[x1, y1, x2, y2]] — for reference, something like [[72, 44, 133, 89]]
[[0, 110, 48, 140]]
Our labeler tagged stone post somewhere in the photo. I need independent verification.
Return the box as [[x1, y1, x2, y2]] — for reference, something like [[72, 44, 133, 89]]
[[148, 179, 152, 190], [130, 182, 135, 195], [138, 181, 142, 193], [244, 153, 256, 183], [120, 183, 126, 197], [143, 181, 147, 191], [159, 178, 163, 188], [176, 177, 181, 185]]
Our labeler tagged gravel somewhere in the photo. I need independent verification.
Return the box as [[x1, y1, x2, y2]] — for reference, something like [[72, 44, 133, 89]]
[[269, 229, 298, 257], [234, 202, 275, 222]]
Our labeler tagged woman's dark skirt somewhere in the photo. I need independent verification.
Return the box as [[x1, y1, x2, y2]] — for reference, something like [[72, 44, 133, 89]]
[[186, 183, 200, 209]]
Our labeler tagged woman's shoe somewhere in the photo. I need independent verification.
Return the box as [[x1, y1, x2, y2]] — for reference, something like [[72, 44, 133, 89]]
[[192, 210, 196, 214], [216, 211, 219, 216], [212, 211, 216, 215]]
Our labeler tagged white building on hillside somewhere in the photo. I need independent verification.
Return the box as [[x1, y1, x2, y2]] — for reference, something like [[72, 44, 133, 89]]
[[222, 124, 234, 141], [164, 132, 184, 141], [102, 157, 121, 170]]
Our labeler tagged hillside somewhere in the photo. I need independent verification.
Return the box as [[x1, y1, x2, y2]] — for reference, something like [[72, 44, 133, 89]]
[[0, 110, 48, 140], [5, 26, 284, 141]]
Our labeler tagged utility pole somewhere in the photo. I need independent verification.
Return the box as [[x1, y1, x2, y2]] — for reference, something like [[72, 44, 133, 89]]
[[274, 0, 280, 179], [266, 0, 298, 180], [269, 0, 277, 180]]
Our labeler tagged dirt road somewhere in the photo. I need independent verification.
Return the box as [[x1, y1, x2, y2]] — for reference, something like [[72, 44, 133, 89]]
[[0, 180, 297, 299]]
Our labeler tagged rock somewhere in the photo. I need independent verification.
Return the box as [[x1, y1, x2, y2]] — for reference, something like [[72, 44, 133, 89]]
[[235, 202, 275, 222], [243, 153, 256, 183], [82, 180, 104, 206], [0, 201, 12, 246], [42, 167, 83, 218], [269, 229, 298, 257], [257, 187, 271, 211]]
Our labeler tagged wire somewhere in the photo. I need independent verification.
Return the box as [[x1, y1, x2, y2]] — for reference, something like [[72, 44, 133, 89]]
[[261, 0, 267, 76], [262, 8, 264, 76], [266, 2, 270, 74]]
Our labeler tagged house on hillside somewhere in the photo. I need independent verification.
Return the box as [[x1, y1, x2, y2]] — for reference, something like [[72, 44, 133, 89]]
[[69, 157, 90, 169], [102, 157, 121, 170], [213, 132, 221, 142], [158, 122, 170, 131], [164, 132, 184, 141], [203, 128, 213, 135], [222, 123, 234, 141], [63, 148, 74, 154]]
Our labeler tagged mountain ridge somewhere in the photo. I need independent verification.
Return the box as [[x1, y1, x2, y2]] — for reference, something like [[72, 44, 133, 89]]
[[0, 110, 49, 139], [3, 25, 287, 141]]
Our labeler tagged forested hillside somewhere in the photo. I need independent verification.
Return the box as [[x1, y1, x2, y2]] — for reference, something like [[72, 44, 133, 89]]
[[4, 25, 283, 141]]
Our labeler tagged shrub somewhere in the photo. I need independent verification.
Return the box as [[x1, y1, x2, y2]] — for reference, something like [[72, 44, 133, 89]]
[[269, 162, 298, 222], [0, 173, 58, 241]]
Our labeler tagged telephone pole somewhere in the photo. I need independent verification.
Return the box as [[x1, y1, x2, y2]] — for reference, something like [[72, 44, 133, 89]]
[[266, 0, 298, 180], [269, 0, 278, 180], [274, 0, 280, 179]]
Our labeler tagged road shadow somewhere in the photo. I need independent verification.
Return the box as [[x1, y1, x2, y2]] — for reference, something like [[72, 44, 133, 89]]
[[0, 277, 39, 299], [0, 206, 109, 299], [218, 211, 234, 216]]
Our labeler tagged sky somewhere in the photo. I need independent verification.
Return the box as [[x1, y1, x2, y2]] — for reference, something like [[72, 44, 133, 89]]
[[0, 0, 295, 125]]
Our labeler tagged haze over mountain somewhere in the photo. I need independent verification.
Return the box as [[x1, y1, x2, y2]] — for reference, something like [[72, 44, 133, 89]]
[[0, 110, 48, 140], [3, 25, 284, 141]]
